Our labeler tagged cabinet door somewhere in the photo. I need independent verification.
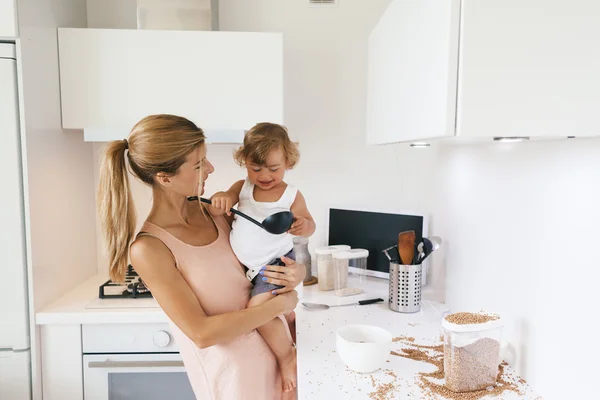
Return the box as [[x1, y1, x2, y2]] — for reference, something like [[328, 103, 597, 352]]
[[0, 0, 17, 37], [58, 28, 283, 142], [0, 352, 31, 400], [366, 0, 461, 144], [458, 0, 600, 138], [42, 325, 84, 400]]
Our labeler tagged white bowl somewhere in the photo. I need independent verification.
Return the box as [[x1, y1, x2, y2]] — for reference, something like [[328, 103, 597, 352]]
[[336, 324, 393, 373]]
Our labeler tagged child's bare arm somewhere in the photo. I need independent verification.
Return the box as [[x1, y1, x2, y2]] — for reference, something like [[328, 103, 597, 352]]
[[208, 180, 244, 217], [288, 191, 315, 237]]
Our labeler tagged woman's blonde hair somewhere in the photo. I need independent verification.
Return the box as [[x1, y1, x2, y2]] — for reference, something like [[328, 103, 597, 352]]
[[97, 114, 206, 282], [233, 122, 299, 168]]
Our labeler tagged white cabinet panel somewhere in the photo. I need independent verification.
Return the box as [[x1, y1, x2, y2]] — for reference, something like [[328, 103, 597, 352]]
[[457, 0, 600, 138], [58, 28, 283, 142], [0, 0, 17, 37], [366, 0, 461, 144], [0, 47, 29, 352], [0, 351, 31, 400], [368, 0, 600, 144], [41, 324, 83, 400]]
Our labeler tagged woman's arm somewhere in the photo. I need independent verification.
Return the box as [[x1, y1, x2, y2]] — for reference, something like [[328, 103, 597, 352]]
[[288, 190, 316, 237], [130, 236, 298, 349]]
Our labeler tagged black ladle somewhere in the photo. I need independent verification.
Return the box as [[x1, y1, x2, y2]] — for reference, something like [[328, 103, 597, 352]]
[[187, 196, 294, 235]]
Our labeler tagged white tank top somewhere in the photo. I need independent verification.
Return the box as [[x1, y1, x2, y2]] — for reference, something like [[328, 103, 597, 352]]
[[230, 178, 298, 280]]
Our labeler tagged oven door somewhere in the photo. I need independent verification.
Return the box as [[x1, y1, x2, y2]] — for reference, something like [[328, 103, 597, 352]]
[[83, 353, 196, 400]]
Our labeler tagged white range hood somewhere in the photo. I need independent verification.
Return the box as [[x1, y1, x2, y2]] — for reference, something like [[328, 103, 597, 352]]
[[57, 25, 283, 143]]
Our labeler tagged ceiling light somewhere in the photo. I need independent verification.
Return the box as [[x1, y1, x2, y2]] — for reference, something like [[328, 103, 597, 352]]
[[410, 143, 430, 148], [493, 137, 530, 143]]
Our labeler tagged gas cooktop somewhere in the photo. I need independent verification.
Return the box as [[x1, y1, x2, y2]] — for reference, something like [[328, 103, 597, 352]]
[[98, 265, 152, 299]]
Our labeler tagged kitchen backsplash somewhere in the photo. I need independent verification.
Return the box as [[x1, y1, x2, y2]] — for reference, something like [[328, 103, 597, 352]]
[[430, 137, 600, 399]]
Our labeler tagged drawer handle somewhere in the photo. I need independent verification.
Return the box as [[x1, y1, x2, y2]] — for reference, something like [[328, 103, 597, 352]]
[[88, 360, 184, 369]]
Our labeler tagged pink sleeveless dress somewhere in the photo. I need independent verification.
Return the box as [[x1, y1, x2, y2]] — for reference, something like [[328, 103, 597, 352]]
[[138, 215, 294, 400]]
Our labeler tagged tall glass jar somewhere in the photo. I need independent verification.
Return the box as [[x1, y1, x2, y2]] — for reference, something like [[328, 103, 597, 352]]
[[293, 237, 312, 282]]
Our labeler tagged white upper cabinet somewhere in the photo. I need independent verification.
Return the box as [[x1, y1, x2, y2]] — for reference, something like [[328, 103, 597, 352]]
[[58, 28, 283, 143], [367, 0, 460, 145], [0, 0, 17, 37], [458, 0, 600, 138], [367, 0, 600, 144]]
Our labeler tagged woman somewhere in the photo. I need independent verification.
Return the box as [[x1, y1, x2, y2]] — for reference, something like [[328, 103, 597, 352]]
[[97, 114, 304, 400]]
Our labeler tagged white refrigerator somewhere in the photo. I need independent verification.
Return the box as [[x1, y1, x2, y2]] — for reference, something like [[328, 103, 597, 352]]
[[0, 43, 33, 399]]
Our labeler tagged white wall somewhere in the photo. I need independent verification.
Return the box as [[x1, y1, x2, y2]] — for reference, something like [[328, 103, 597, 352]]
[[17, 0, 96, 310], [433, 138, 600, 399], [16, 0, 96, 398], [94, 0, 442, 296], [86, 0, 137, 29]]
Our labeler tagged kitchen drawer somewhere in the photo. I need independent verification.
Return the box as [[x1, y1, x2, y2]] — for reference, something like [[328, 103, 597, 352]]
[[82, 323, 180, 353]]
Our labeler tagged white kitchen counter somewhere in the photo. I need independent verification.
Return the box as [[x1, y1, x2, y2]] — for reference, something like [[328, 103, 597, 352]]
[[38, 274, 540, 399], [296, 277, 540, 400], [36, 274, 166, 325]]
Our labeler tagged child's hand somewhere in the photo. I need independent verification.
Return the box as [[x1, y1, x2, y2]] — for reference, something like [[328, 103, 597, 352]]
[[210, 191, 234, 216], [287, 216, 312, 237]]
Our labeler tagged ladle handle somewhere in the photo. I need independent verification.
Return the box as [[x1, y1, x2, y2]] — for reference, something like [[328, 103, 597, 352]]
[[358, 298, 384, 305], [188, 196, 265, 230]]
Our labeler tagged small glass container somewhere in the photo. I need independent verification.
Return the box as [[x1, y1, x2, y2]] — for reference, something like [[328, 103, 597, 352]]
[[332, 249, 369, 296], [315, 245, 350, 291], [292, 237, 312, 282], [442, 313, 504, 393]]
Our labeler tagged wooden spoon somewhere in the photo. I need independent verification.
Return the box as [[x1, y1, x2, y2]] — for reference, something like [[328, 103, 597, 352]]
[[398, 231, 416, 265]]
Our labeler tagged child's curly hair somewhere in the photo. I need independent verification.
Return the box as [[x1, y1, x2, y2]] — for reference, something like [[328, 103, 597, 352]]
[[234, 122, 300, 168]]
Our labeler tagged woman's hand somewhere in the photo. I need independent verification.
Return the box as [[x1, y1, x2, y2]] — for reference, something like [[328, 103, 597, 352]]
[[271, 290, 299, 315], [260, 256, 306, 295]]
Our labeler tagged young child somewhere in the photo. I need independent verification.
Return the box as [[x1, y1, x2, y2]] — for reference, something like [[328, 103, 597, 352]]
[[210, 122, 315, 393]]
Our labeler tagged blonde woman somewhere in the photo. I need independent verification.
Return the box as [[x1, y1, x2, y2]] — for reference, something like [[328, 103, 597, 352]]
[[97, 114, 304, 400]]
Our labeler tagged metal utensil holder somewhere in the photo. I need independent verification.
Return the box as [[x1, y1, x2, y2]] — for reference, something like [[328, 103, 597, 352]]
[[389, 262, 422, 313]]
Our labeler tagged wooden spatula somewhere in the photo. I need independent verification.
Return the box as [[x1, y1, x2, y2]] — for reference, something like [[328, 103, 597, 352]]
[[398, 231, 416, 265]]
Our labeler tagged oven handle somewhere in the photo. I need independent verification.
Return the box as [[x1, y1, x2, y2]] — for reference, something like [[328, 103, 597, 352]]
[[88, 360, 185, 369]]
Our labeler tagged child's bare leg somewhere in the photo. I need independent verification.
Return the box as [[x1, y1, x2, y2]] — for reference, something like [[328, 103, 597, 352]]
[[249, 292, 297, 393]]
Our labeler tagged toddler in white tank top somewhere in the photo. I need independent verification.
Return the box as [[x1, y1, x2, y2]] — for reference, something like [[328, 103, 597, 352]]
[[209, 123, 315, 394]]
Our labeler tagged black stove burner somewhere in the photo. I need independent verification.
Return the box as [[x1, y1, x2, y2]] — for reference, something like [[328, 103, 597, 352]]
[[98, 265, 153, 299], [127, 278, 150, 295]]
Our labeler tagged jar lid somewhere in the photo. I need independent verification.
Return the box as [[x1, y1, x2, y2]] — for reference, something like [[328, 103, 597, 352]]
[[315, 245, 350, 255], [332, 249, 369, 259], [442, 312, 504, 333]]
